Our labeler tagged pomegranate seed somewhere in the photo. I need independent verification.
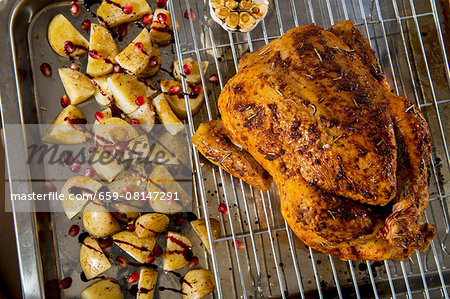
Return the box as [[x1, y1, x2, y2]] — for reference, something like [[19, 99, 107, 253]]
[[127, 272, 140, 284], [81, 19, 91, 31], [157, 13, 168, 24], [218, 203, 228, 214], [113, 64, 123, 73], [68, 225, 80, 237], [83, 167, 96, 177], [189, 256, 199, 268], [100, 237, 113, 249], [88, 146, 96, 153], [168, 85, 181, 95], [153, 244, 163, 257], [130, 118, 140, 125], [183, 63, 192, 75], [156, 0, 167, 8], [209, 74, 219, 84], [61, 95, 70, 108], [60, 277, 72, 289], [123, 2, 133, 14], [95, 111, 106, 123], [70, 161, 82, 173], [149, 56, 159, 67], [62, 152, 74, 165], [115, 141, 128, 151], [44, 181, 57, 192], [233, 240, 245, 249], [192, 85, 203, 95], [103, 145, 115, 153], [184, 8, 196, 20], [126, 222, 135, 232], [118, 24, 128, 38], [174, 213, 185, 226], [116, 255, 127, 268], [122, 185, 134, 196], [70, 3, 80, 17], [40, 63, 52, 77], [134, 42, 144, 53], [142, 13, 153, 26], [145, 254, 156, 264], [63, 41, 75, 54], [69, 62, 79, 71], [89, 50, 102, 59], [135, 95, 146, 106]]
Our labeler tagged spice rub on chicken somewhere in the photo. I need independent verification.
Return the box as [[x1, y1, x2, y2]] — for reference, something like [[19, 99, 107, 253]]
[[213, 20, 435, 261]]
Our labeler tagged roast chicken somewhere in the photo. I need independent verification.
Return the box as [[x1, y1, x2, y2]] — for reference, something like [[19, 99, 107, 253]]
[[210, 20, 435, 261]]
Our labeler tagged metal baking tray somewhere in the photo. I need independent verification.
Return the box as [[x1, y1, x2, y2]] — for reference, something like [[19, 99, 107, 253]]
[[1, 0, 450, 298]]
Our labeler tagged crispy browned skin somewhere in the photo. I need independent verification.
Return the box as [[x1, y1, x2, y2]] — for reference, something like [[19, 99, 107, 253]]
[[192, 120, 272, 191], [218, 21, 435, 260]]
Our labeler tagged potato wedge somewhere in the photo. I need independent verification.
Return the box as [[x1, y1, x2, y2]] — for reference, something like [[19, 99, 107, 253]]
[[152, 93, 184, 135], [112, 231, 156, 263], [173, 58, 209, 85], [61, 176, 102, 219], [135, 213, 170, 238], [48, 14, 89, 57], [42, 105, 92, 144], [137, 268, 158, 299], [127, 101, 156, 132], [139, 46, 161, 78], [108, 74, 157, 114], [83, 200, 121, 238], [59, 68, 95, 105], [150, 9, 179, 46], [115, 28, 152, 75], [81, 279, 123, 299], [191, 219, 221, 253], [160, 79, 205, 119], [87, 24, 119, 77], [94, 117, 139, 146], [163, 231, 193, 271], [192, 120, 272, 191], [97, 0, 151, 28], [80, 236, 112, 280], [122, 134, 151, 162], [91, 148, 124, 182], [182, 269, 216, 299], [92, 76, 115, 107]]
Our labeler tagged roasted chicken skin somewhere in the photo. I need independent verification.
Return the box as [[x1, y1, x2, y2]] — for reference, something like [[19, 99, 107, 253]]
[[217, 21, 435, 260]]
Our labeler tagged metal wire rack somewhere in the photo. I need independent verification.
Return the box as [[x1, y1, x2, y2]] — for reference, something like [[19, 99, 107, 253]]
[[166, 0, 450, 298]]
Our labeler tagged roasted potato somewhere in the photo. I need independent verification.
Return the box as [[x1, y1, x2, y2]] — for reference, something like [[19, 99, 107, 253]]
[[97, 0, 151, 28], [61, 176, 102, 219], [173, 58, 209, 85], [152, 93, 184, 136], [112, 231, 156, 263], [163, 231, 193, 271], [191, 219, 221, 253], [137, 268, 158, 299], [83, 199, 121, 238], [127, 101, 156, 132], [135, 213, 170, 238], [150, 9, 179, 46], [48, 14, 89, 57], [139, 46, 162, 78], [115, 28, 152, 75], [87, 24, 119, 77], [92, 76, 115, 107], [58, 68, 95, 105], [80, 236, 112, 280], [160, 79, 205, 119], [94, 117, 139, 146], [80, 278, 123, 299], [91, 148, 124, 182], [182, 269, 216, 299]]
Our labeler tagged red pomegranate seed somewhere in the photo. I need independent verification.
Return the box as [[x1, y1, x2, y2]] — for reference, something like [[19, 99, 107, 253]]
[[130, 118, 140, 125], [184, 8, 196, 20], [149, 56, 159, 67], [63, 41, 75, 54], [80, 19, 91, 31], [152, 244, 163, 257], [122, 185, 134, 196], [134, 42, 144, 53], [115, 141, 128, 151], [100, 237, 113, 249], [157, 13, 168, 24], [88, 146, 96, 153], [156, 0, 167, 8], [70, 3, 80, 17], [62, 152, 74, 165], [127, 272, 140, 284], [60, 277, 72, 289], [70, 161, 82, 173], [116, 255, 127, 268], [113, 64, 123, 73], [40, 63, 52, 77], [118, 24, 128, 38], [218, 203, 228, 214], [126, 222, 135, 232], [89, 50, 102, 59], [61, 95, 70, 108], [83, 167, 96, 177], [44, 181, 57, 192], [95, 111, 106, 123], [209, 74, 219, 84], [168, 85, 181, 95], [189, 256, 199, 268], [192, 85, 203, 95], [68, 224, 80, 237], [142, 13, 153, 26], [183, 63, 192, 75], [69, 62, 79, 71], [145, 254, 155, 264], [123, 2, 133, 14], [174, 213, 185, 226], [135, 95, 146, 106], [233, 240, 245, 249]]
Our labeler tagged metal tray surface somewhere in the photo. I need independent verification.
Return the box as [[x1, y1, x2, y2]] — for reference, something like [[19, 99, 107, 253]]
[[1, 0, 450, 298]]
